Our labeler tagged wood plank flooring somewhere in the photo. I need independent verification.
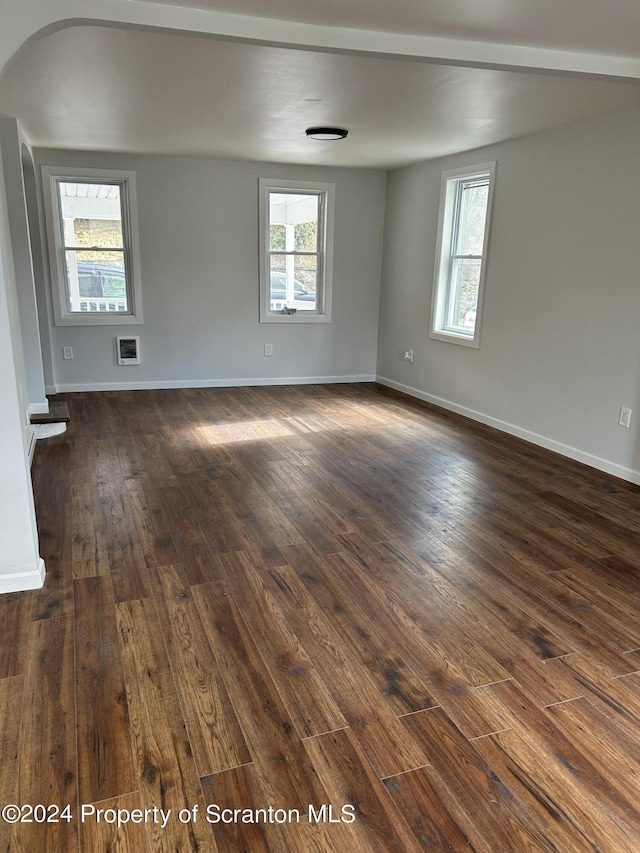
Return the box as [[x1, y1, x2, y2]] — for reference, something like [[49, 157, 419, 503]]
[[4, 381, 640, 851]]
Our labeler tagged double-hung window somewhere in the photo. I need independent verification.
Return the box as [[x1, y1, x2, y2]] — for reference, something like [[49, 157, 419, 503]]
[[42, 166, 143, 325], [430, 162, 495, 347], [259, 178, 334, 323]]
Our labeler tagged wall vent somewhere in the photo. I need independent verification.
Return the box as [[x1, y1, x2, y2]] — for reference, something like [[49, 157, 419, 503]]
[[117, 336, 140, 365]]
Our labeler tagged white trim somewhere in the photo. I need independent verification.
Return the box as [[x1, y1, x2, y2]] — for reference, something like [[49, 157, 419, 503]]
[[3, 3, 640, 83], [259, 313, 333, 325], [33, 422, 67, 439], [28, 400, 50, 416], [41, 166, 144, 326], [429, 329, 480, 348], [0, 558, 46, 594], [376, 375, 640, 486], [48, 374, 376, 393]]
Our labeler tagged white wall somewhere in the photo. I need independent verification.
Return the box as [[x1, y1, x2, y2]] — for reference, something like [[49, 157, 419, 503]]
[[0, 118, 47, 414], [377, 106, 640, 483], [0, 134, 45, 592], [35, 150, 386, 390], [21, 140, 54, 390]]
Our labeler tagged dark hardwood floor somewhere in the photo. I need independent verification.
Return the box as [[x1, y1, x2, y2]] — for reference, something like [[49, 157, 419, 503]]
[[3, 382, 640, 851]]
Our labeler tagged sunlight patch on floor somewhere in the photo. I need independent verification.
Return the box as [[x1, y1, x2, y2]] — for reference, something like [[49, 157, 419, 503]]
[[194, 419, 294, 445]]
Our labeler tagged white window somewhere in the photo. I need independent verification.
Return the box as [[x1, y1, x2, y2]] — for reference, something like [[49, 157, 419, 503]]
[[430, 162, 495, 347], [42, 167, 143, 325], [259, 178, 334, 323]]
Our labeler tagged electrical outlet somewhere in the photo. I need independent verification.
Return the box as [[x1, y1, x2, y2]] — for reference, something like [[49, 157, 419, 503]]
[[264, 343, 273, 357], [404, 349, 414, 363], [63, 346, 73, 360], [619, 407, 632, 428]]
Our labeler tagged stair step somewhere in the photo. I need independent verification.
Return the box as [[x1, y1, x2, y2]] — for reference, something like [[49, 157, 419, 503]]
[[31, 401, 70, 424]]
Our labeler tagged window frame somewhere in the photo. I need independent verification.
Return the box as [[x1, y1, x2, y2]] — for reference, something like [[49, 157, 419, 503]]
[[430, 162, 496, 348], [259, 177, 335, 324], [42, 166, 143, 326]]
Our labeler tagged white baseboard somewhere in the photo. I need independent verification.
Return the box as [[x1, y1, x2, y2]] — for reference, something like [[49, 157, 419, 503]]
[[376, 375, 640, 486], [47, 374, 376, 393], [28, 400, 50, 416], [0, 558, 45, 594], [45, 385, 58, 395]]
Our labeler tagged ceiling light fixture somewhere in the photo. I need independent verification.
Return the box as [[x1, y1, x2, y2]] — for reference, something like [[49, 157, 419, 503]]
[[305, 127, 348, 141]]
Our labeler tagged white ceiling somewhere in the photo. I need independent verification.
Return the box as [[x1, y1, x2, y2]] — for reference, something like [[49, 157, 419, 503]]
[[1, 1, 640, 168]]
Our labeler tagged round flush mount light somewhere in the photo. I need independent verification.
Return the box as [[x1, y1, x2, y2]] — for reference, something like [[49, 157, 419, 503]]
[[305, 127, 348, 141]]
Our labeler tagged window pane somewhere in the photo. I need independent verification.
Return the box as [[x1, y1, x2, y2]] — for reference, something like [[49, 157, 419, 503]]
[[455, 180, 489, 256], [269, 254, 317, 312], [269, 192, 319, 252], [449, 258, 481, 330], [294, 256, 317, 311], [267, 193, 321, 312], [269, 255, 286, 279], [65, 250, 128, 313], [269, 255, 286, 310], [58, 181, 124, 248]]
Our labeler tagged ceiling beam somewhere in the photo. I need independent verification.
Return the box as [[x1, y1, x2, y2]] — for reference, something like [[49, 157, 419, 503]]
[[2, 0, 640, 84]]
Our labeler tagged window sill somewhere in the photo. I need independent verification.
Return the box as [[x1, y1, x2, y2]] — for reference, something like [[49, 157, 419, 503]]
[[429, 329, 479, 348], [260, 313, 331, 324], [54, 313, 143, 327]]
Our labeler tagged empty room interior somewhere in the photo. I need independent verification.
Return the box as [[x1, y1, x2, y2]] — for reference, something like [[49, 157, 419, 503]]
[[2, 0, 640, 850]]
